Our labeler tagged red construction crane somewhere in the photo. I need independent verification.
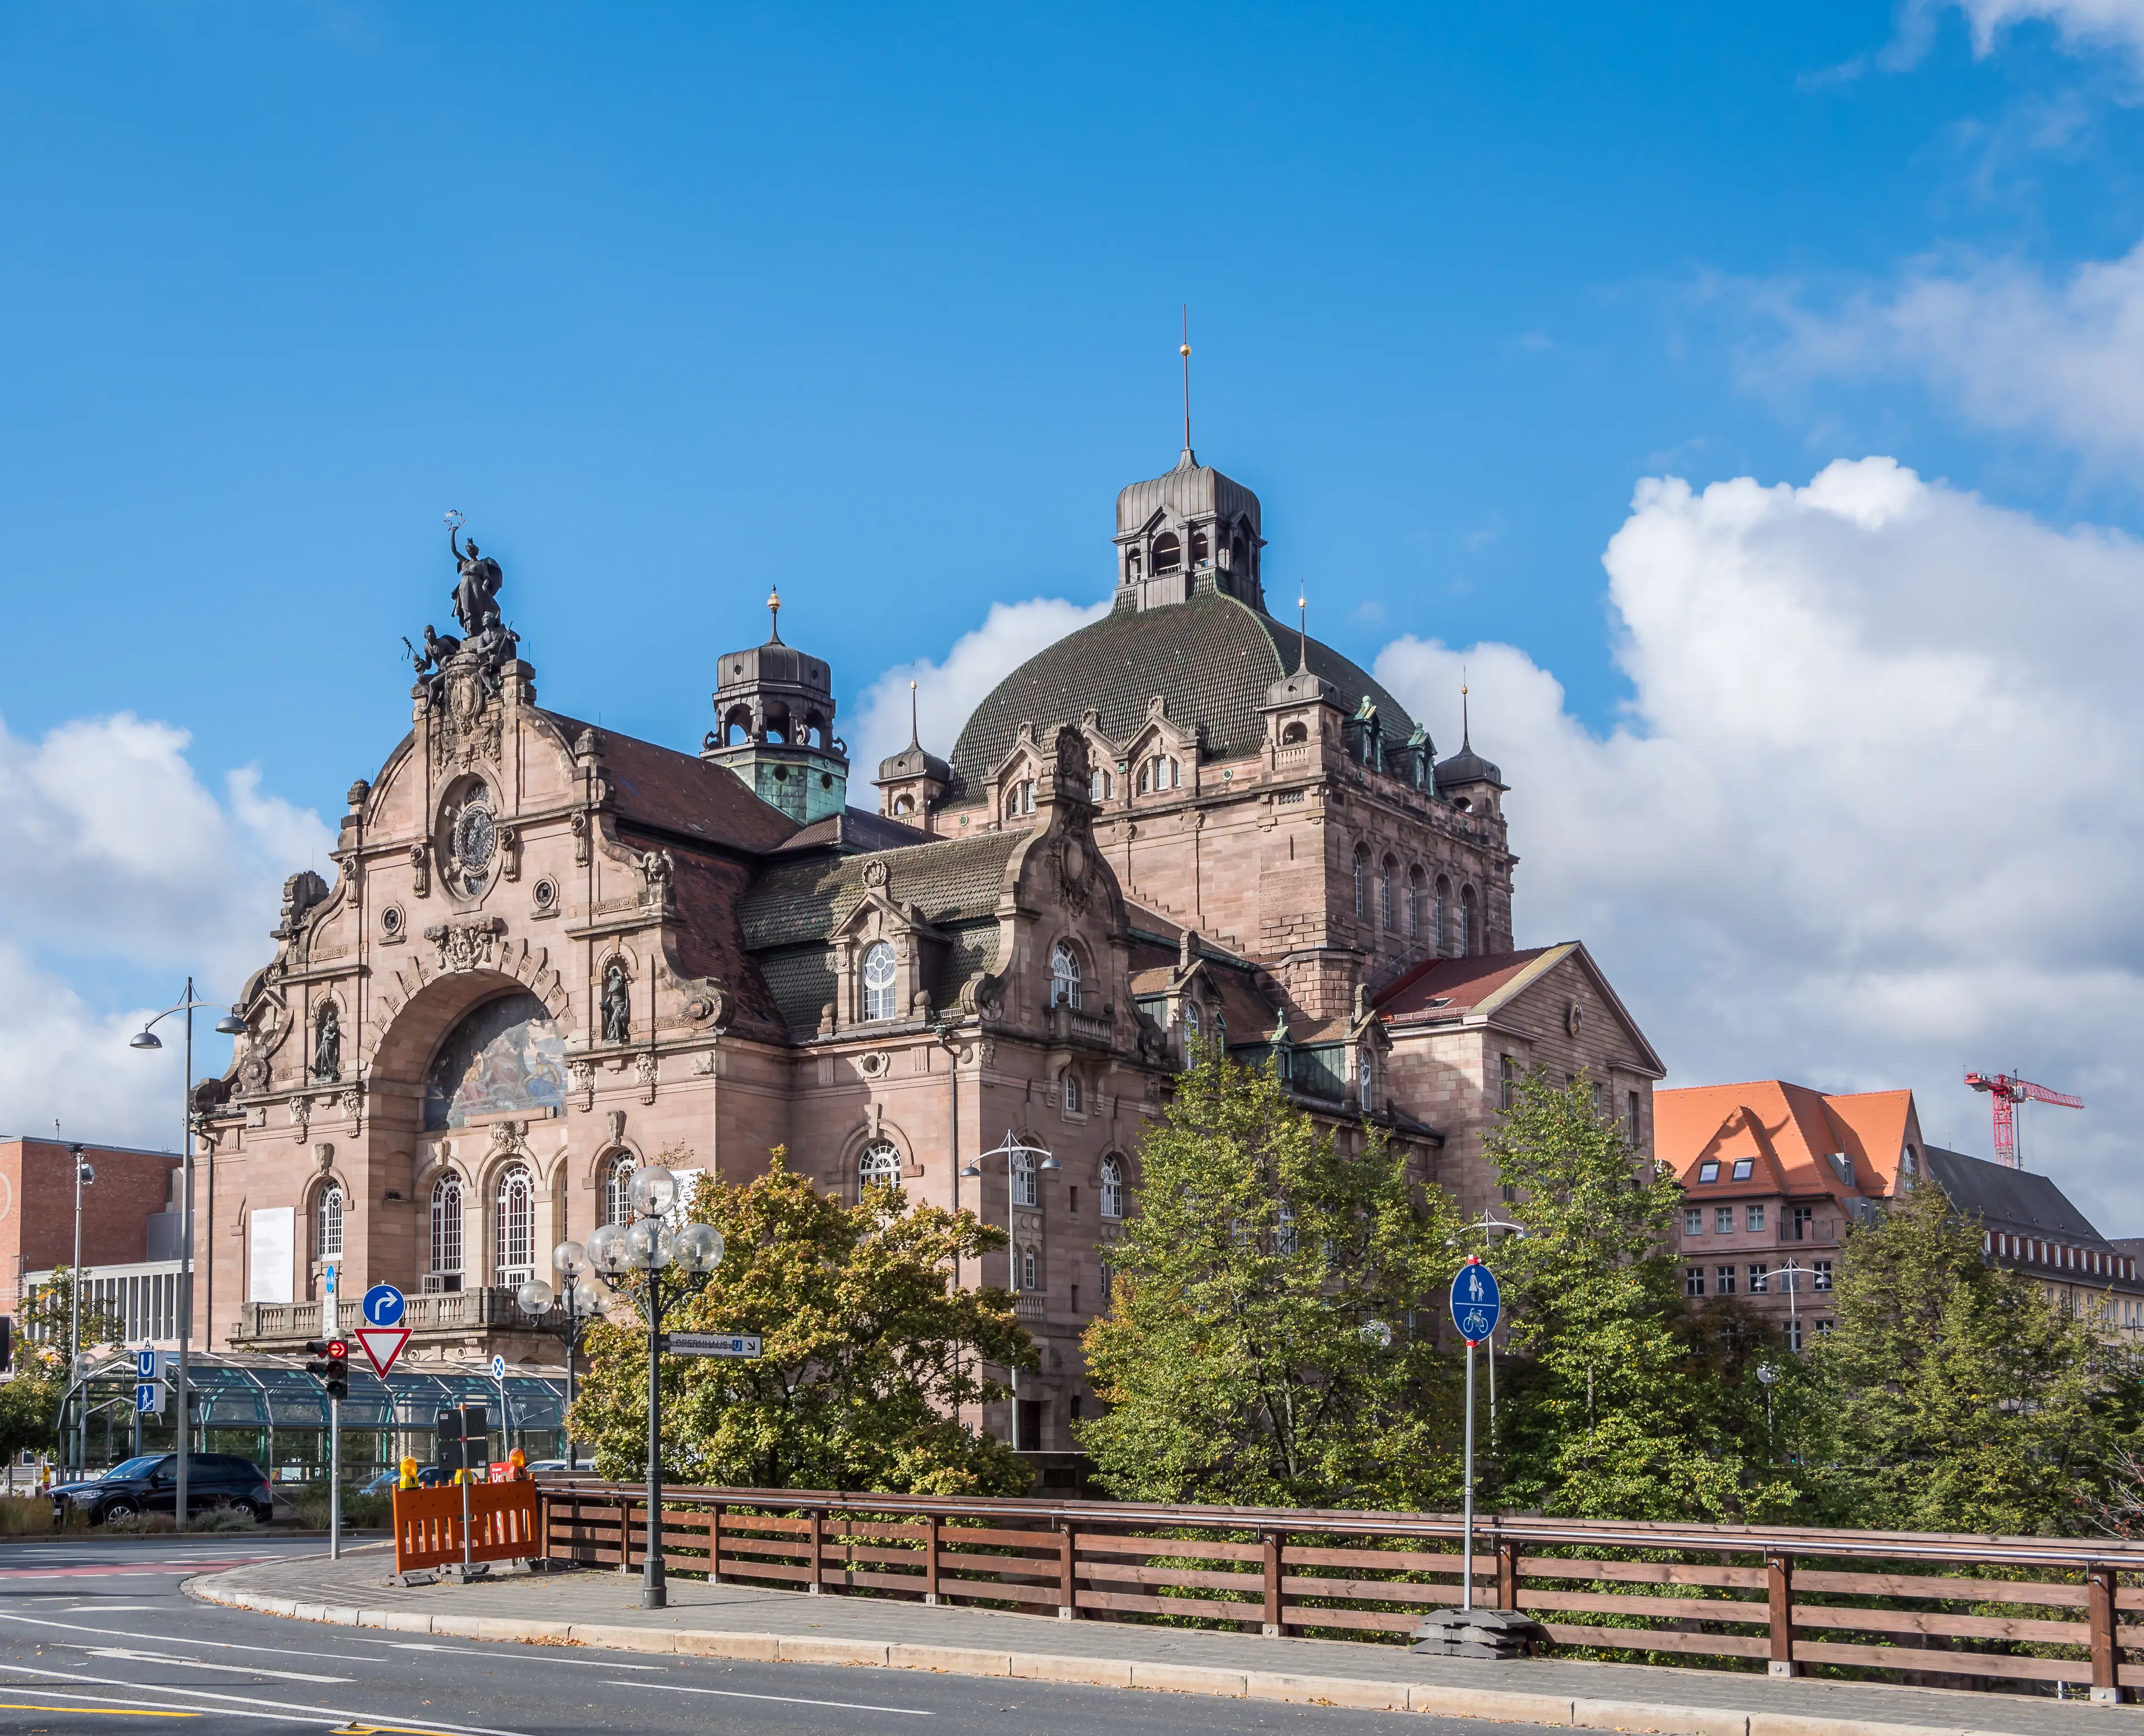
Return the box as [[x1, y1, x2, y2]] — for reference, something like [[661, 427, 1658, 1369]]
[[1965, 1071, 2084, 1170]]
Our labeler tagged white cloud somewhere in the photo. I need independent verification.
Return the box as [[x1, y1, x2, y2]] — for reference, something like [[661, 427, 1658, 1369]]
[[0, 713, 332, 1148], [1764, 239, 2144, 466], [1942, 0, 2144, 60], [1374, 458, 2144, 1231], [850, 596, 1111, 783]]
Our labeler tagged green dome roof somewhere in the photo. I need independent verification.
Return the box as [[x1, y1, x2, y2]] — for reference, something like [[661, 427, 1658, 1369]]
[[947, 591, 1418, 797]]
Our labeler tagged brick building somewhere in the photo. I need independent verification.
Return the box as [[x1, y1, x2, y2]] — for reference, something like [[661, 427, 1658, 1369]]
[[1658, 1080, 2144, 1349], [0, 1137, 185, 1343], [198, 442, 1660, 1469]]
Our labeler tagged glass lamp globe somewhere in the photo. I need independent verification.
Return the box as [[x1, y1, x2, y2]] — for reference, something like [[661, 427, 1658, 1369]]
[[571, 1275, 606, 1317], [624, 1219, 673, 1269], [675, 1222, 724, 1273], [627, 1166, 678, 1219], [516, 1278, 554, 1315], [553, 1239, 588, 1278], [1361, 1318, 1394, 1349], [586, 1222, 630, 1275]]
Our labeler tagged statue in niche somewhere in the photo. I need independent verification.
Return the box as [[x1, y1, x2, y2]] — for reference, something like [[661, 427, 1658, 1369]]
[[601, 961, 631, 1046], [312, 1004, 342, 1083]]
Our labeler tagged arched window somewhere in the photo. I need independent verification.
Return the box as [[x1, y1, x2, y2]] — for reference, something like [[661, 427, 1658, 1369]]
[[1126, 544, 1143, 580], [1021, 1246, 1038, 1291], [1353, 847, 1368, 920], [859, 1140, 902, 1192], [496, 1164, 535, 1282], [1230, 532, 1247, 573], [1280, 720, 1307, 746], [1100, 1156, 1124, 1220], [315, 1183, 343, 1261], [1152, 532, 1181, 574], [1062, 1072, 1081, 1113], [893, 794, 915, 816], [1012, 1146, 1038, 1207], [862, 941, 898, 1022], [602, 1152, 638, 1227], [1408, 866, 1423, 937], [1434, 876, 1452, 954], [1189, 529, 1209, 565], [1089, 767, 1112, 800], [1381, 856, 1398, 930], [1049, 942, 1081, 1009], [1358, 1048, 1375, 1111], [429, 1173, 464, 1279], [1462, 886, 1478, 955], [1002, 779, 1034, 820]]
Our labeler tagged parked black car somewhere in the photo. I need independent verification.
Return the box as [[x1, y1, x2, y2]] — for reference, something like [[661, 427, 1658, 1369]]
[[50, 1453, 272, 1526]]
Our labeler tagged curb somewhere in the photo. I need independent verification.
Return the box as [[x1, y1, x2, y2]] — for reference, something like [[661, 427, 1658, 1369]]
[[179, 1571, 2096, 1736]]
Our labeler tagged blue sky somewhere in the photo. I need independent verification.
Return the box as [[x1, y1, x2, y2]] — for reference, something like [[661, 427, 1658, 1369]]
[[7, 2, 2144, 1220]]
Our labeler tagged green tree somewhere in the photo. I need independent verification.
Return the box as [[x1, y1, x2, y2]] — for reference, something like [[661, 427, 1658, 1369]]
[[1078, 1044, 1468, 1509], [0, 1269, 117, 1462], [1490, 1070, 1800, 1522], [1802, 1180, 2143, 1534], [570, 1148, 1035, 1495]]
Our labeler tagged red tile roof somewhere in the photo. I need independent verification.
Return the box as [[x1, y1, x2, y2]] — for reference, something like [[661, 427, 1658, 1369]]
[[1374, 947, 1563, 1022], [1655, 1079, 1915, 1203]]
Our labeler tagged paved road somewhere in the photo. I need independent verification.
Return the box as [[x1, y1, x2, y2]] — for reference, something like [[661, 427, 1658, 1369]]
[[0, 1535, 1549, 1734]]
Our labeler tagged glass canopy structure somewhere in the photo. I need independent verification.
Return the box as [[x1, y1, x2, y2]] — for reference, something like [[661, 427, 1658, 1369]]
[[63, 1349, 570, 1481]]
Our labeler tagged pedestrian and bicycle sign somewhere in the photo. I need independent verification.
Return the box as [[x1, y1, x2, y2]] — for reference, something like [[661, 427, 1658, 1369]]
[[1449, 1259, 1501, 1345], [134, 1347, 166, 1415], [355, 1284, 410, 1377]]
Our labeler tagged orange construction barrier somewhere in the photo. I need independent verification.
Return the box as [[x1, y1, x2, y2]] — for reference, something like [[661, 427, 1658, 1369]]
[[392, 1479, 542, 1575]]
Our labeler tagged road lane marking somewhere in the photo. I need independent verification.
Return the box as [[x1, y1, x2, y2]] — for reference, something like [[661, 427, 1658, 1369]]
[[602, 1676, 932, 1714], [0, 1608, 383, 1663], [87, 1646, 352, 1683], [371, 1642, 662, 1670], [0, 1701, 198, 1718], [0, 1661, 533, 1735]]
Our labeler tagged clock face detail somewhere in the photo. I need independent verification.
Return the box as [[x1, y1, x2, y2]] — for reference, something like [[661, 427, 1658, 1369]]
[[452, 792, 497, 892]]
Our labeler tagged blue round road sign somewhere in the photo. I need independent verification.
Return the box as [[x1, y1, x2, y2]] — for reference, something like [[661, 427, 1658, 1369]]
[[361, 1283, 406, 1327], [1449, 1260, 1501, 1343]]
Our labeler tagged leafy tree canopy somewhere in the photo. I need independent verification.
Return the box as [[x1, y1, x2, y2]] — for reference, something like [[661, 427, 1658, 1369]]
[[570, 1147, 1035, 1495], [1078, 1044, 1468, 1509]]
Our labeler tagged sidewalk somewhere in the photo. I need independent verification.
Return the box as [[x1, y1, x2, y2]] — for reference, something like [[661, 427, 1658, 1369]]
[[189, 1547, 2144, 1736]]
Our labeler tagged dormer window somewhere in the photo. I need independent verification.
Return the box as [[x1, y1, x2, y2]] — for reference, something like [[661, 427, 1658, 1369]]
[[1152, 533, 1181, 574], [1003, 779, 1035, 819], [1697, 1160, 1720, 1182], [1137, 756, 1180, 794], [1050, 942, 1081, 1010], [1730, 1158, 1754, 1181], [1090, 768, 1113, 800], [1190, 530, 1209, 566], [862, 941, 898, 1022]]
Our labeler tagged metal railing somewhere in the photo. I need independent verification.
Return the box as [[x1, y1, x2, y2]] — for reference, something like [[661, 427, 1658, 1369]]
[[532, 1480, 2144, 1696]]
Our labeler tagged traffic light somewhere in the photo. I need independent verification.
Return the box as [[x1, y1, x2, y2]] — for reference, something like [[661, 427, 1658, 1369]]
[[305, 1337, 351, 1403]]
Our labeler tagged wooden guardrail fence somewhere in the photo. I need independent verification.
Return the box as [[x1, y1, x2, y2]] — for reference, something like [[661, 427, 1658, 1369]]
[[532, 1479, 2144, 1697]]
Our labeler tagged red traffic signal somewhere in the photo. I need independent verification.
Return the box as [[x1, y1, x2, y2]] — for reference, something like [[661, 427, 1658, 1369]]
[[326, 1340, 348, 1362]]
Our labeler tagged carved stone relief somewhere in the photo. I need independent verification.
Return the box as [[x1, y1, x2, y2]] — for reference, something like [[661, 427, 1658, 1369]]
[[422, 915, 508, 972]]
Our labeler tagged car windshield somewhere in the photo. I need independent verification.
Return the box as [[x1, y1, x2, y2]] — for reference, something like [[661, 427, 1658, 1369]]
[[102, 1456, 168, 1481]]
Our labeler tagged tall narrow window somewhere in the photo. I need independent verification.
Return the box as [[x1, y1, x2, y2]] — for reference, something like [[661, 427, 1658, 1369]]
[[1100, 1156, 1124, 1220], [1408, 867, 1423, 937], [1049, 942, 1081, 1009], [430, 1173, 464, 1278], [1499, 1054, 1518, 1112], [1462, 886, 1478, 955], [1358, 1047, 1375, 1111], [1062, 1072, 1081, 1113], [862, 941, 898, 1022], [1435, 876, 1451, 953], [495, 1164, 535, 1282], [1152, 532, 1181, 573], [602, 1151, 638, 1227], [859, 1140, 902, 1192], [1089, 768, 1112, 800], [1189, 529, 1209, 565], [1381, 856, 1397, 929], [1012, 1147, 1038, 1207], [1276, 1199, 1299, 1255], [315, 1183, 343, 1261], [1353, 847, 1368, 919], [1021, 1246, 1038, 1290]]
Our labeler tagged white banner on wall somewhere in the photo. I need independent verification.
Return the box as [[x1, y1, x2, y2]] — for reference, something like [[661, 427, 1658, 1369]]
[[248, 1206, 294, 1304]]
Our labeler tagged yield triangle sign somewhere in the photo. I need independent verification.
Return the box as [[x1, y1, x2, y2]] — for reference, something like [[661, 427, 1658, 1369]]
[[356, 1325, 411, 1378]]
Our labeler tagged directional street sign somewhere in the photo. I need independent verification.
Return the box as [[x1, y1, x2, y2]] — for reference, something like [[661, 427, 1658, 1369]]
[[664, 1332, 763, 1359], [1449, 1259, 1502, 1345], [355, 1325, 410, 1377], [361, 1283, 406, 1327], [135, 1380, 164, 1416]]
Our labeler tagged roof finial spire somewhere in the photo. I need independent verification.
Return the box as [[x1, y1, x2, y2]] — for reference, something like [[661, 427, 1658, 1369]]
[[1180, 306, 1194, 464], [1296, 589, 1309, 674], [1461, 667, 1471, 751], [766, 586, 783, 645], [908, 678, 920, 749]]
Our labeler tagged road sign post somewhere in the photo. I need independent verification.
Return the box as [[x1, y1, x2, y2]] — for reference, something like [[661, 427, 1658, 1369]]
[[663, 1333, 763, 1359], [357, 1284, 410, 1378], [1448, 1258, 1502, 1613]]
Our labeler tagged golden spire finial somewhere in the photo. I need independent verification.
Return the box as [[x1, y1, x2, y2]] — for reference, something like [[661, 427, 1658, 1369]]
[[766, 586, 783, 644], [1180, 306, 1193, 460], [1461, 668, 1471, 751], [908, 678, 920, 749]]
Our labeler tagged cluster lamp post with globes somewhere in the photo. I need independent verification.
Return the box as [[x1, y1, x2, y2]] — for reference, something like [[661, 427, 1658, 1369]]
[[549, 1164, 724, 1610], [126, 976, 248, 1532], [960, 1129, 1058, 1449], [515, 1258, 611, 1469]]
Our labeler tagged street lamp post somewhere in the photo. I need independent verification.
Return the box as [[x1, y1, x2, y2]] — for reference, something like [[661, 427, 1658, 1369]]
[[66, 1143, 93, 1476], [559, 1167, 724, 1610], [517, 1250, 608, 1468], [961, 1129, 1059, 1450], [128, 977, 247, 1533]]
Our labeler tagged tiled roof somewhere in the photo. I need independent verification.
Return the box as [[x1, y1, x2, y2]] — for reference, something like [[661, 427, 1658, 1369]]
[[945, 592, 1417, 797], [1375, 947, 1567, 1022], [1654, 1080, 1910, 1204], [737, 831, 1021, 951], [1921, 1146, 2112, 1248], [770, 808, 934, 856], [545, 711, 800, 856]]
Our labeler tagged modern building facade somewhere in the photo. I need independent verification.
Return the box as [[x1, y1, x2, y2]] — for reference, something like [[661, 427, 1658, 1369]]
[[0, 1138, 185, 1344], [198, 441, 1662, 1474]]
